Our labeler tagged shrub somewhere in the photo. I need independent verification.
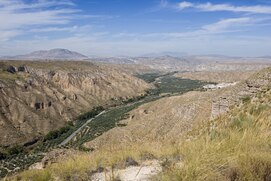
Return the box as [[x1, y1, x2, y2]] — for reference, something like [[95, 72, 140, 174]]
[[241, 96, 251, 104], [7, 145, 24, 156], [0, 151, 7, 160], [77, 106, 104, 121]]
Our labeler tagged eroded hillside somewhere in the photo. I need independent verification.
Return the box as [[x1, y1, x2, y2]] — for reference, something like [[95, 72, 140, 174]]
[[0, 61, 151, 147]]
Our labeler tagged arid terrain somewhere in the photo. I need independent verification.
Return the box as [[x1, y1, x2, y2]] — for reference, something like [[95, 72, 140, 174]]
[[5, 63, 270, 181], [0, 61, 151, 147]]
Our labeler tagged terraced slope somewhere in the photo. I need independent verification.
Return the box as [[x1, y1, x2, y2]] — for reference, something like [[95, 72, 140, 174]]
[[0, 61, 151, 147]]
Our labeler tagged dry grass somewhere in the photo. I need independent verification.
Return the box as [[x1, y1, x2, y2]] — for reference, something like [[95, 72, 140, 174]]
[[7, 142, 179, 181], [7, 90, 271, 181], [159, 90, 271, 181]]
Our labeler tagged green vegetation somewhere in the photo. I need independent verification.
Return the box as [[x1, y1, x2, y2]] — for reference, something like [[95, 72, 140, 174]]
[[241, 95, 251, 104], [0, 70, 22, 81], [43, 106, 104, 143], [44, 124, 73, 142], [7, 145, 24, 156], [76, 106, 104, 123], [69, 102, 143, 147], [122, 94, 147, 104], [137, 72, 208, 95], [66, 73, 207, 148], [152, 76, 206, 95], [0, 106, 106, 178], [136, 72, 162, 83], [0, 151, 6, 160]]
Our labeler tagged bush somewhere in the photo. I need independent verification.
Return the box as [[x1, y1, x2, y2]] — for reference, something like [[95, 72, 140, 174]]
[[77, 106, 104, 121], [7, 145, 24, 156], [44, 125, 72, 141], [241, 96, 251, 104], [0, 151, 7, 160]]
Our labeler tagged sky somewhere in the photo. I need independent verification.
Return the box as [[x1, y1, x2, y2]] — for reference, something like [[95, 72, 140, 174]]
[[0, 0, 271, 57]]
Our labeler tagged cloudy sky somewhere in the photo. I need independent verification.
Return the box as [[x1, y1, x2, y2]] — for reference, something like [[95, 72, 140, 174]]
[[0, 0, 271, 57]]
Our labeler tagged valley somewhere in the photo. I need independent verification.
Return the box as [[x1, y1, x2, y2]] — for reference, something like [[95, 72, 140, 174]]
[[0, 65, 207, 178], [6, 65, 270, 181]]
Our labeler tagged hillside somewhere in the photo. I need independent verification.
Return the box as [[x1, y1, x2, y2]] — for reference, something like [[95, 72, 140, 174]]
[[176, 71, 255, 83], [84, 67, 270, 150], [0, 61, 151, 147], [8, 67, 271, 181]]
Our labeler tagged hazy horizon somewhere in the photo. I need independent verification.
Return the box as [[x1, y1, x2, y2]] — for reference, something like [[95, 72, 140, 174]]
[[1, 0, 271, 57]]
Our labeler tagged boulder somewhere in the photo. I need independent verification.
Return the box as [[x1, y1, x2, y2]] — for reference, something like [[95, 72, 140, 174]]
[[7, 66, 17, 73], [18, 66, 28, 73], [125, 157, 139, 167]]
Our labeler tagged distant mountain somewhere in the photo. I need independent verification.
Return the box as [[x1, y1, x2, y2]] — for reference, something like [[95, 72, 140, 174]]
[[1, 49, 88, 60]]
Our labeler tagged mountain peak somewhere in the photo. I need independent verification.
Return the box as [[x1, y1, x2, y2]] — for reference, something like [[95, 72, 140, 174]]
[[1, 49, 88, 60]]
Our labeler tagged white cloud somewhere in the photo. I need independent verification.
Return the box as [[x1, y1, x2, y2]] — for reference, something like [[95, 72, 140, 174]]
[[0, 0, 79, 40], [141, 17, 257, 39], [0, 0, 109, 41], [0, 30, 22, 41], [177, 1, 271, 14], [0, 1, 78, 29], [178, 1, 193, 9], [29, 25, 93, 33], [202, 17, 252, 32]]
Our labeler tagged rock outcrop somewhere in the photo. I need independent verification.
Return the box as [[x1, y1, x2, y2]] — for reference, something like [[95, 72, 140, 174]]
[[7, 66, 17, 74]]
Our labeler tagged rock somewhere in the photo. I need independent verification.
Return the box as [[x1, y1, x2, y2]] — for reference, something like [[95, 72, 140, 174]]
[[26, 79, 33, 85], [7, 66, 17, 73], [125, 157, 139, 167], [18, 66, 28, 73], [90, 167, 106, 175], [29, 162, 43, 170], [91, 160, 162, 181]]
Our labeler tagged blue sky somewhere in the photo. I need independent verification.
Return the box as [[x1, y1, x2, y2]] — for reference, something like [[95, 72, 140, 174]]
[[0, 0, 271, 57]]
